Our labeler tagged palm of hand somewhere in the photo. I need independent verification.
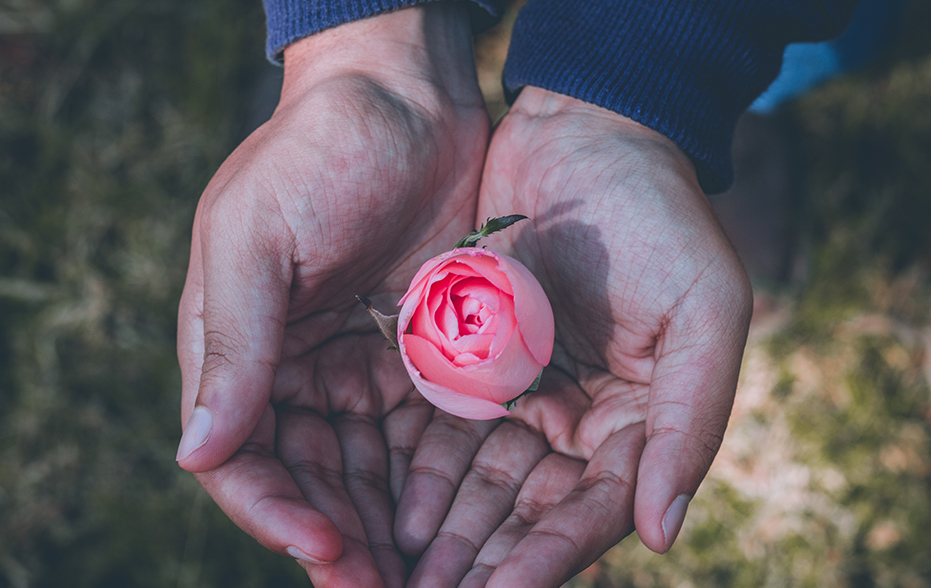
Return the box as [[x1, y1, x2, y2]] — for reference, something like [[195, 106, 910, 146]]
[[178, 74, 488, 588], [402, 91, 751, 588], [484, 104, 749, 463]]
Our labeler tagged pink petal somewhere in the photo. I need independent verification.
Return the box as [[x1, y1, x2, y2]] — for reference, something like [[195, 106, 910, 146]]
[[398, 250, 461, 307], [399, 249, 512, 309], [488, 293, 515, 358], [432, 283, 460, 340], [452, 250, 513, 296], [411, 299, 457, 360], [451, 333, 495, 358], [452, 352, 482, 366], [404, 331, 541, 405], [456, 328, 543, 403], [399, 334, 510, 420], [450, 278, 501, 312], [437, 261, 483, 282], [408, 274, 455, 354], [495, 253, 554, 367]]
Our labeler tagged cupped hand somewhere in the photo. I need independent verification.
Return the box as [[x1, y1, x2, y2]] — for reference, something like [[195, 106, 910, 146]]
[[175, 6, 489, 587], [396, 87, 753, 588]]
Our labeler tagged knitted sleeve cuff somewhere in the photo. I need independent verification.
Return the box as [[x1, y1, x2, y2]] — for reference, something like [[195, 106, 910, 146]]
[[264, 0, 504, 63], [503, 0, 857, 193]]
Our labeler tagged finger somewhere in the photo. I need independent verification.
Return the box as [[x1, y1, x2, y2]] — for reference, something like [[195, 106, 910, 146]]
[[178, 218, 204, 421], [395, 414, 500, 556], [177, 201, 294, 473], [634, 277, 752, 554], [407, 422, 549, 588], [276, 407, 386, 588], [331, 413, 407, 588], [381, 397, 435, 504], [460, 454, 585, 588], [194, 404, 343, 564], [484, 423, 646, 588], [507, 367, 591, 458], [273, 331, 435, 505]]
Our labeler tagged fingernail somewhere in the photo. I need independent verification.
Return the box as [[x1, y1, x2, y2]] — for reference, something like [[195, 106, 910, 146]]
[[176, 406, 213, 461], [661, 494, 691, 553], [287, 546, 328, 565]]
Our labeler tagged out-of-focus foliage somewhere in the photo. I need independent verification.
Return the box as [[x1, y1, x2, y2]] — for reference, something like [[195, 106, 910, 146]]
[[0, 0, 306, 586]]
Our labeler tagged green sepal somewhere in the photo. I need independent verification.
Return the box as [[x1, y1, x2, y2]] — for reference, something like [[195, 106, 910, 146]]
[[356, 295, 400, 351], [501, 368, 544, 411], [455, 215, 528, 249]]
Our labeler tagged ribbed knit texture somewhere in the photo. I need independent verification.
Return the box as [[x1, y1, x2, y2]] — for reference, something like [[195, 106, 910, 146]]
[[503, 0, 859, 193], [264, 0, 503, 63]]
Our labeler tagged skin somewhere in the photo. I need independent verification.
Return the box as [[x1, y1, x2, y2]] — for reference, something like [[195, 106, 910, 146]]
[[396, 88, 753, 588], [177, 5, 753, 587], [176, 5, 489, 587]]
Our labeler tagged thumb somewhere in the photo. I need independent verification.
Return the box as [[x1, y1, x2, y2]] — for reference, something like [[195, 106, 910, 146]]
[[176, 205, 294, 473], [633, 272, 752, 554]]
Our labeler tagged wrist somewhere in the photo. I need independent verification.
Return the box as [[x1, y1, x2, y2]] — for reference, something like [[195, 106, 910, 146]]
[[510, 87, 671, 143], [510, 86, 698, 181], [280, 3, 481, 111]]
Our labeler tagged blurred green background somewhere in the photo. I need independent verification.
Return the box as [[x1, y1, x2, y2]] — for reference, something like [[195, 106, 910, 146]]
[[1, 1, 930, 587]]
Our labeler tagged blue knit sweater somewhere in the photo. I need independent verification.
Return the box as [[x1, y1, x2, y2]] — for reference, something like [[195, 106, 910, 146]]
[[262, 0, 859, 193]]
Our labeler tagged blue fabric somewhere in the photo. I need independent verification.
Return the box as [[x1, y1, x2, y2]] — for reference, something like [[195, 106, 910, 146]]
[[750, 0, 906, 114], [263, 0, 503, 63], [503, 0, 861, 193]]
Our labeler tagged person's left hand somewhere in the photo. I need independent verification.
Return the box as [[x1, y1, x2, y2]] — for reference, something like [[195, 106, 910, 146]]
[[394, 87, 753, 588]]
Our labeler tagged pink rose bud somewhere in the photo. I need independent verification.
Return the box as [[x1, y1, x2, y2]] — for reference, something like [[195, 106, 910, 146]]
[[398, 248, 554, 420]]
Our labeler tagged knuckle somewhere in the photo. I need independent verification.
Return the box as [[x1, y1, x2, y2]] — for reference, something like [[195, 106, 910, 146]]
[[287, 458, 343, 489], [201, 306, 247, 361], [525, 526, 583, 562], [652, 423, 723, 470], [407, 463, 458, 492], [434, 414, 497, 449], [343, 466, 390, 496], [437, 530, 481, 555], [469, 462, 522, 495], [512, 498, 553, 525], [367, 540, 398, 555]]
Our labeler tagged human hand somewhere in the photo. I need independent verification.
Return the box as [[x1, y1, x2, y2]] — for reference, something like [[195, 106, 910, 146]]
[[395, 87, 753, 587], [175, 5, 489, 587]]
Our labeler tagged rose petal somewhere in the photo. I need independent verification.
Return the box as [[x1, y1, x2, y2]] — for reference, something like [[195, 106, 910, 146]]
[[456, 328, 543, 403], [456, 295, 482, 319], [495, 252, 554, 367], [411, 274, 458, 357], [411, 300, 457, 360], [399, 334, 510, 420], [451, 333, 495, 359], [452, 352, 482, 367], [398, 250, 463, 307], [452, 250, 513, 296], [404, 332, 541, 405], [434, 284, 460, 341], [450, 278, 501, 312], [487, 293, 515, 358]]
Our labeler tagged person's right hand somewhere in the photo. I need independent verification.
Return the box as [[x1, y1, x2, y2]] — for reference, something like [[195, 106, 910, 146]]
[[175, 5, 489, 587]]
